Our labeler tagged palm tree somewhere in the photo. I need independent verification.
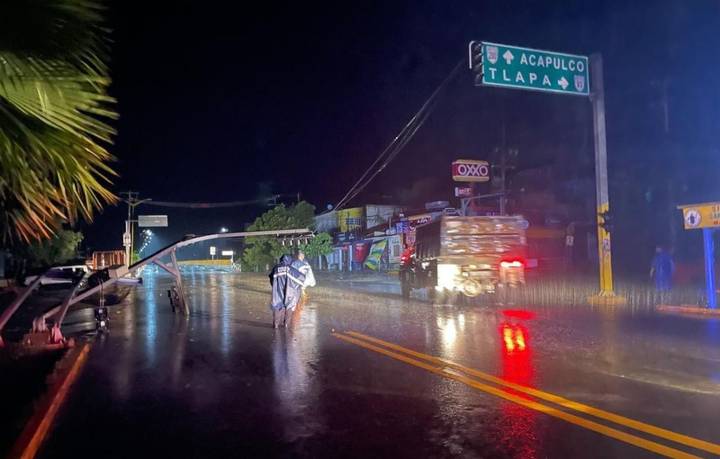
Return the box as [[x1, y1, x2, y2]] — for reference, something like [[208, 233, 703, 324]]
[[0, 0, 118, 243]]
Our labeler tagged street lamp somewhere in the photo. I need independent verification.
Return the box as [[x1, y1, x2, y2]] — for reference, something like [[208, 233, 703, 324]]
[[220, 227, 228, 233]]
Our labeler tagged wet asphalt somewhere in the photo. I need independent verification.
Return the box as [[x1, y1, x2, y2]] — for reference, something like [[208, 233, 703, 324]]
[[39, 269, 720, 458]]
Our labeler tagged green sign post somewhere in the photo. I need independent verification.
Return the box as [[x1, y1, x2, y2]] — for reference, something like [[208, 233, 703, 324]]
[[468, 40, 621, 303], [472, 41, 589, 96]]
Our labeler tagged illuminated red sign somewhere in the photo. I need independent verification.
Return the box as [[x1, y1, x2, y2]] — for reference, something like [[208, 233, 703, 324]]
[[452, 159, 490, 182]]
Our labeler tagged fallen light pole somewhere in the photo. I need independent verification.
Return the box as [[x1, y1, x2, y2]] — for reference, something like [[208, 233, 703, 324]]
[[0, 274, 46, 348], [1, 229, 312, 347]]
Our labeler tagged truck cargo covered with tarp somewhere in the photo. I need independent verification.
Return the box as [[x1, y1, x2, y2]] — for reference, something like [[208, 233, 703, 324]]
[[403, 215, 527, 297]]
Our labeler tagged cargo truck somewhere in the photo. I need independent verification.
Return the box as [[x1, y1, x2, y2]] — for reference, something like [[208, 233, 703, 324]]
[[400, 215, 527, 298]]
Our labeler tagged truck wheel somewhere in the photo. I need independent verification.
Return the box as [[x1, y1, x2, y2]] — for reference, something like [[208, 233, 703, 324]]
[[462, 279, 482, 298]]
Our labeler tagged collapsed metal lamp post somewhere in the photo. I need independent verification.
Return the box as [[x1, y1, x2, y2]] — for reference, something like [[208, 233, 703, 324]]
[[0, 273, 46, 347], [154, 248, 189, 315], [6, 228, 313, 346], [48, 272, 89, 344]]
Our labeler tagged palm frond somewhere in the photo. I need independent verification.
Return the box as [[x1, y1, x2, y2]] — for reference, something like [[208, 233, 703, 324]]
[[0, 0, 117, 244]]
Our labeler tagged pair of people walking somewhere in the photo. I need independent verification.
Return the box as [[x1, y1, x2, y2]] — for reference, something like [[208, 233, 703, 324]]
[[269, 250, 316, 328]]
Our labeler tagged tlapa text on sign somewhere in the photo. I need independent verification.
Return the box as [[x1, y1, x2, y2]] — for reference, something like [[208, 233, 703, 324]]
[[452, 159, 490, 182], [474, 41, 589, 96]]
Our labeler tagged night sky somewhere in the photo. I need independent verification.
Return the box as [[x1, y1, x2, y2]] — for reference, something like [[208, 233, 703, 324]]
[[85, 0, 720, 261]]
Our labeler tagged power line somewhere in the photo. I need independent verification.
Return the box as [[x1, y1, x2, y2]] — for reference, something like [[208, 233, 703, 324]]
[[339, 87, 444, 207], [333, 59, 464, 211], [138, 193, 300, 209], [143, 197, 276, 209]]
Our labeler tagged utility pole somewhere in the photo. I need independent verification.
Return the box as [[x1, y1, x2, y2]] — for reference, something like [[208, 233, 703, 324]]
[[660, 78, 678, 250], [492, 149, 517, 216], [499, 105, 508, 215], [119, 191, 151, 266], [499, 150, 507, 215], [492, 115, 518, 216]]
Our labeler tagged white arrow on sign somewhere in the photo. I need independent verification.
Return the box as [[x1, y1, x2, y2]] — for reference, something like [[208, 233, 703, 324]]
[[558, 77, 569, 90], [503, 50, 514, 65]]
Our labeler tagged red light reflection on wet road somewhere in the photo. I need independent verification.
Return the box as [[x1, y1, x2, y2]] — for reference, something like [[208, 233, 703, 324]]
[[499, 312, 538, 458]]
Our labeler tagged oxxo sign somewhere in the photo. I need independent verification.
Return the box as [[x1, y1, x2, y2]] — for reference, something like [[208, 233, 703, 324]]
[[452, 159, 490, 182]]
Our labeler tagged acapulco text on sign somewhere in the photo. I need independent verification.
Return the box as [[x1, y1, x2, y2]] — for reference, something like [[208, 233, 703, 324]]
[[477, 41, 589, 96]]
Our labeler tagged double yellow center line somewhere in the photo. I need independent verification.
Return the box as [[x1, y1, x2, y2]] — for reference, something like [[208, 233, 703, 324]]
[[334, 331, 720, 459]]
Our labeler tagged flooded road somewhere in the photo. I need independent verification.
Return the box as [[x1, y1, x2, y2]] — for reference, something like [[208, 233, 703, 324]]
[[41, 270, 720, 458]]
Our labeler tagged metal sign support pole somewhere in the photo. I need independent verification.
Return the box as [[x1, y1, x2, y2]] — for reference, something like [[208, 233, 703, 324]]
[[704, 228, 716, 308], [590, 53, 614, 295], [169, 248, 189, 315], [124, 220, 131, 267]]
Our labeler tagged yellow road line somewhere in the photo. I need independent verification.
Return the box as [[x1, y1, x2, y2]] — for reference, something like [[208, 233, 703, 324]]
[[12, 343, 91, 459], [346, 330, 720, 456], [334, 332, 699, 459]]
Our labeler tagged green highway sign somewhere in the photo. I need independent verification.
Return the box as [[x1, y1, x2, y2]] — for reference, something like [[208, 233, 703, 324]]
[[472, 41, 590, 96]]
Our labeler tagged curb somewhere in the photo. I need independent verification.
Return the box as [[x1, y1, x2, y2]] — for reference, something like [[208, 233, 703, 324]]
[[657, 305, 720, 317], [10, 342, 90, 459], [587, 294, 627, 306]]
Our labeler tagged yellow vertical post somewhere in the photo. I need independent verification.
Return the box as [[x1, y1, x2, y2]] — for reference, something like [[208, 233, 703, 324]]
[[589, 54, 624, 304], [596, 204, 613, 293]]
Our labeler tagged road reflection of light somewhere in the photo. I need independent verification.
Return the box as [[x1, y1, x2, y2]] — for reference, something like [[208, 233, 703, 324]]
[[170, 314, 189, 390], [124, 287, 136, 340], [272, 315, 324, 442], [220, 276, 231, 357], [208, 274, 219, 340], [500, 323, 533, 388], [114, 289, 135, 400], [145, 270, 157, 366], [600, 308, 620, 369], [499, 317, 538, 458], [436, 316, 458, 357]]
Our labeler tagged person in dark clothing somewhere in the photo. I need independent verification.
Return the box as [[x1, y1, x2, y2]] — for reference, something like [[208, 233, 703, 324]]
[[650, 246, 674, 292], [269, 254, 306, 328]]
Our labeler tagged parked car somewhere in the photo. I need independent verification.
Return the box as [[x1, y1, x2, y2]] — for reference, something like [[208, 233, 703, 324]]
[[23, 265, 89, 287]]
